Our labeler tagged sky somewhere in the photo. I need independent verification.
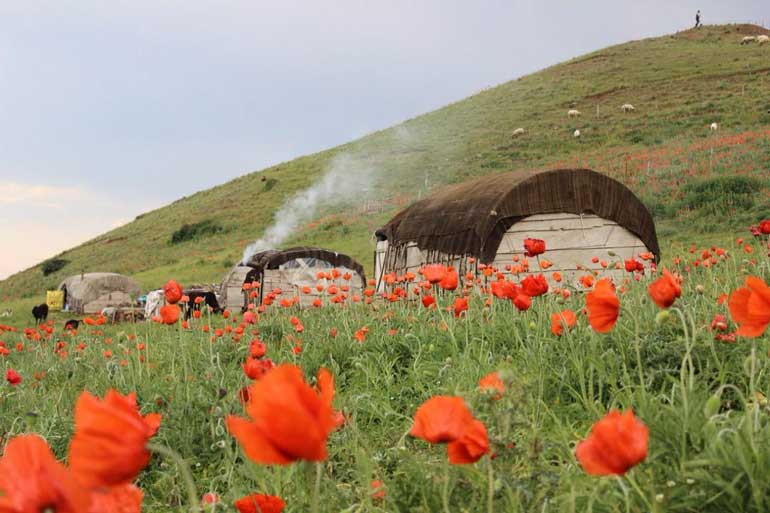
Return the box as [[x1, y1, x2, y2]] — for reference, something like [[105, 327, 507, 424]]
[[1, 0, 767, 280]]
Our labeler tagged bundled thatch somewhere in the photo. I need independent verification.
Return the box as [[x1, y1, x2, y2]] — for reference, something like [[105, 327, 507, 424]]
[[59, 273, 141, 314], [376, 168, 660, 264]]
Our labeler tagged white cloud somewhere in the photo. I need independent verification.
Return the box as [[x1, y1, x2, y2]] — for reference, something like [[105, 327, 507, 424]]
[[0, 180, 157, 280], [0, 181, 86, 207]]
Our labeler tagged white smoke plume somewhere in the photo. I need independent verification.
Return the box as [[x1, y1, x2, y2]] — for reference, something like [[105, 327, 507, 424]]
[[241, 153, 379, 264]]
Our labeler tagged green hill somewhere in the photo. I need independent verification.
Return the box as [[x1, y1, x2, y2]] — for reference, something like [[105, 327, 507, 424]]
[[3, 23, 770, 301]]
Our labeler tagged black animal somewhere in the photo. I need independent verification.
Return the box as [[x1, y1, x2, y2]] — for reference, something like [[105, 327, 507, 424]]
[[32, 303, 49, 323], [64, 319, 80, 331], [184, 291, 223, 320]]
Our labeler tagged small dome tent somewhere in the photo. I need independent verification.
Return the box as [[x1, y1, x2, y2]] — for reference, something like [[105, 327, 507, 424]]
[[220, 247, 367, 311], [59, 273, 141, 314], [374, 168, 659, 289]]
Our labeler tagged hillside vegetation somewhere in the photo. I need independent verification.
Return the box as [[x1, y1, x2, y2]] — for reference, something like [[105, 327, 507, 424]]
[[3, 23, 770, 300]]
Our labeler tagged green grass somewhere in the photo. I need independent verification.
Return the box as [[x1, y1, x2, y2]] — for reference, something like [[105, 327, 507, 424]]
[[2, 24, 770, 302], [0, 235, 769, 512]]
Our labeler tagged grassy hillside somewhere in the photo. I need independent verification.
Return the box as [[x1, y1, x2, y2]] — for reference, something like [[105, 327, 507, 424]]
[[3, 23, 770, 301]]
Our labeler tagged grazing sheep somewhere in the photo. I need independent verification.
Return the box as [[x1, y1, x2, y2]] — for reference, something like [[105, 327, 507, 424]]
[[568, 109, 581, 118], [741, 36, 756, 45], [758, 35, 769, 45], [573, 129, 581, 138], [710, 122, 718, 131], [0, 309, 11, 317], [511, 128, 525, 137], [620, 104, 635, 113]]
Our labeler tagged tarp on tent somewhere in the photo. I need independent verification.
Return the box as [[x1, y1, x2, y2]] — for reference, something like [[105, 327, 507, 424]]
[[59, 273, 141, 314]]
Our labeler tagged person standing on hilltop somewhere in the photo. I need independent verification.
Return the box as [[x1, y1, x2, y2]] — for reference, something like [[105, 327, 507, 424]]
[[695, 10, 701, 28]]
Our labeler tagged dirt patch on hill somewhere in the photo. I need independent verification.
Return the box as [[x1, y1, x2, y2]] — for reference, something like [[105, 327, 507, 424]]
[[675, 24, 769, 41]]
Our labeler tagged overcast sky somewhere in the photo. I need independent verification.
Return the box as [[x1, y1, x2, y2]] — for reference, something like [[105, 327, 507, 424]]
[[0, 1, 766, 280]]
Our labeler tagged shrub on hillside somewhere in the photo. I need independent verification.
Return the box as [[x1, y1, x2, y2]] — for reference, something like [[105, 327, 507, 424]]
[[41, 257, 69, 276], [169, 219, 224, 245], [681, 175, 761, 214]]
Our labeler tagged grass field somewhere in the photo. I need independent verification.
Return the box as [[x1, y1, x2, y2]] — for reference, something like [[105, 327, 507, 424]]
[[0, 228, 769, 512]]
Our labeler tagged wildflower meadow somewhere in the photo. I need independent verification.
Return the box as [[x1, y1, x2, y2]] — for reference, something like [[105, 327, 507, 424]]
[[0, 223, 769, 513]]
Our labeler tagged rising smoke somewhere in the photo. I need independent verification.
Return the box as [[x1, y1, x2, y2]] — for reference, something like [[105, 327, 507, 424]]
[[241, 153, 380, 264]]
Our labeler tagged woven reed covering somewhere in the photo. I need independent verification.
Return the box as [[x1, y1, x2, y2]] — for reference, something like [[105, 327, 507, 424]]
[[376, 168, 660, 263], [244, 247, 367, 286]]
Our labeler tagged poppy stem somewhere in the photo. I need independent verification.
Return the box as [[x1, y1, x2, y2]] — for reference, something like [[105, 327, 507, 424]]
[[147, 442, 200, 512], [486, 455, 494, 513], [442, 458, 451, 513], [310, 461, 322, 513]]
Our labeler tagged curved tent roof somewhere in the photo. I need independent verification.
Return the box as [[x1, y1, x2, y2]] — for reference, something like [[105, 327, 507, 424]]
[[243, 246, 367, 286], [376, 168, 660, 262], [59, 272, 142, 313]]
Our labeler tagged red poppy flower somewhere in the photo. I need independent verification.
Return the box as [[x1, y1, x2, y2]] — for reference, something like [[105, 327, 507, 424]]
[[523, 238, 546, 257], [728, 276, 770, 337], [0, 434, 89, 513], [409, 396, 473, 443], [370, 480, 386, 501], [586, 279, 620, 333], [648, 269, 681, 309], [6, 369, 21, 385], [159, 304, 180, 325], [68, 389, 161, 488], [453, 297, 469, 318], [575, 409, 648, 476], [89, 484, 143, 513], [478, 371, 504, 399], [447, 418, 489, 464], [226, 365, 336, 464], [513, 294, 531, 311], [421, 295, 436, 308], [759, 220, 770, 234], [422, 264, 447, 284], [163, 280, 183, 304], [439, 268, 459, 291], [234, 494, 286, 513], [490, 280, 518, 301], [624, 259, 644, 273], [550, 309, 577, 336], [520, 274, 548, 297]]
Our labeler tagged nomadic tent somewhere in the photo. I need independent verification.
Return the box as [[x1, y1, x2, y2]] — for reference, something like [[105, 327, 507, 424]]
[[59, 273, 142, 314], [374, 168, 659, 289], [220, 247, 367, 311]]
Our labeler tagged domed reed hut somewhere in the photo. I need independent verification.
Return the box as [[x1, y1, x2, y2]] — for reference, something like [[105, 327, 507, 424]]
[[220, 247, 367, 311], [59, 272, 141, 314], [374, 168, 659, 289]]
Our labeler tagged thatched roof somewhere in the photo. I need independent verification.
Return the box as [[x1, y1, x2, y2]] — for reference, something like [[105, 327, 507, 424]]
[[376, 168, 660, 262], [244, 247, 367, 286]]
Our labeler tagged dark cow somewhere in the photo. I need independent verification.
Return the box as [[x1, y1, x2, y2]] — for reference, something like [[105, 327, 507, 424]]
[[184, 291, 223, 320], [64, 319, 80, 331], [32, 303, 49, 324]]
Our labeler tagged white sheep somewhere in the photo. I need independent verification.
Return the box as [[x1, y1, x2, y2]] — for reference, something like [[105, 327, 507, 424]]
[[511, 128, 526, 137], [568, 109, 581, 118], [710, 122, 718, 131], [758, 35, 769, 45], [741, 36, 756, 45], [573, 129, 581, 138], [620, 103, 635, 113]]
